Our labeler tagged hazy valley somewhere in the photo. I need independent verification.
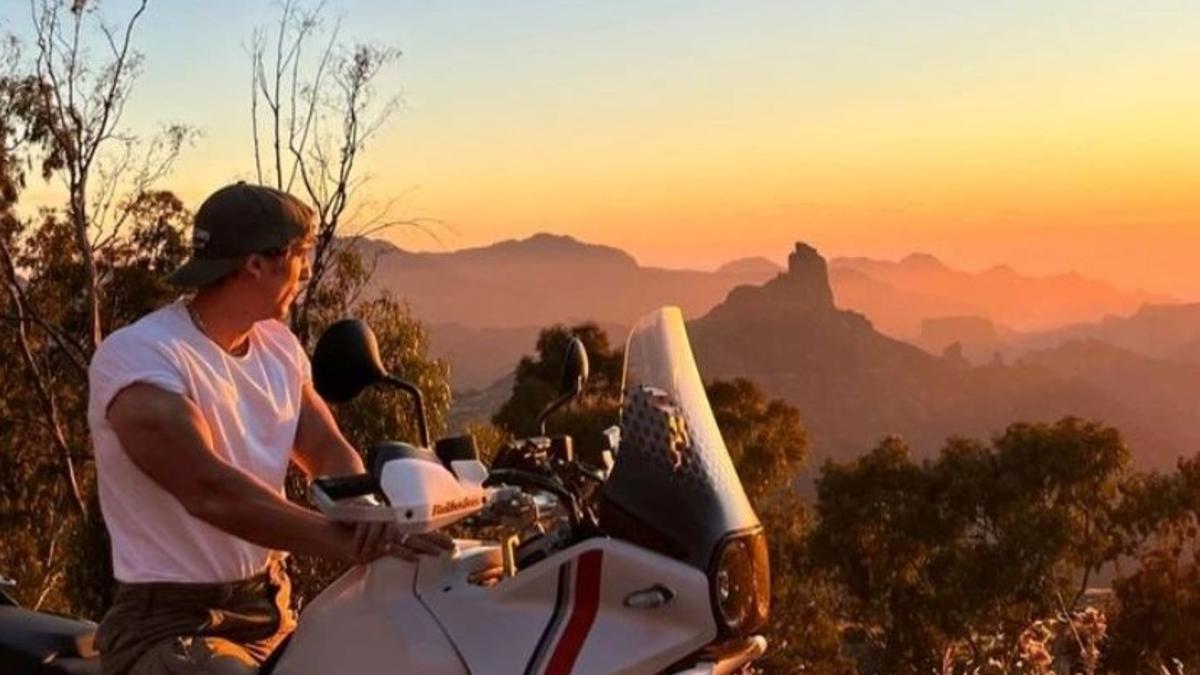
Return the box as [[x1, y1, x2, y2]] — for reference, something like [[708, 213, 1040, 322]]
[[352, 234, 1200, 469]]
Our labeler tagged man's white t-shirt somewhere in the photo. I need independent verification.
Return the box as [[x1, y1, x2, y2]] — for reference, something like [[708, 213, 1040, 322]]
[[88, 300, 311, 583]]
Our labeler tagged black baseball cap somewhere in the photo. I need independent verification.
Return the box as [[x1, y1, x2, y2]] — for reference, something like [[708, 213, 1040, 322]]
[[167, 182, 315, 287]]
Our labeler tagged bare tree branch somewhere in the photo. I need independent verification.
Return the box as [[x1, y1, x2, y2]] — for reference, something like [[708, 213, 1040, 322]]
[[29, 0, 151, 353], [247, 3, 423, 343], [0, 235, 86, 515], [0, 312, 89, 377]]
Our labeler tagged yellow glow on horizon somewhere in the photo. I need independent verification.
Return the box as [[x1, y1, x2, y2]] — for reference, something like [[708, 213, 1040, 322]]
[[18, 9, 1200, 298]]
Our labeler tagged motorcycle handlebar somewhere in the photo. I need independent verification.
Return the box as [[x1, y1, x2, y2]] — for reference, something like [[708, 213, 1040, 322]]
[[312, 473, 380, 502]]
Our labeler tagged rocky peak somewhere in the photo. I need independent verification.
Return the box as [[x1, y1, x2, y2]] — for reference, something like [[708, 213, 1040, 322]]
[[777, 243, 836, 308], [703, 242, 839, 320]]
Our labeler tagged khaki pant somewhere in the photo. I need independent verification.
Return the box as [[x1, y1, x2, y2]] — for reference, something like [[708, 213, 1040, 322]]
[[95, 558, 295, 675]]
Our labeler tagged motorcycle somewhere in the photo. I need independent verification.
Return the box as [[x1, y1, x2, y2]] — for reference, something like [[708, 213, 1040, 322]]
[[1, 307, 770, 674]]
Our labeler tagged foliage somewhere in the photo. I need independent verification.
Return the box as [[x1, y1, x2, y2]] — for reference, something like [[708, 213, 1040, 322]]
[[248, 0, 415, 344], [707, 378, 851, 674], [810, 419, 1132, 674], [1106, 549, 1200, 673], [0, 1, 448, 620], [0, 197, 191, 615], [1104, 454, 1200, 673], [492, 321, 624, 463]]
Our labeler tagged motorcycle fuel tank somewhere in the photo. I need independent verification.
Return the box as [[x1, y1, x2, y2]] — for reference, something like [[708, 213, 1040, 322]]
[[273, 537, 715, 675], [418, 538, 714, 675], [272, 556, 466, 675]]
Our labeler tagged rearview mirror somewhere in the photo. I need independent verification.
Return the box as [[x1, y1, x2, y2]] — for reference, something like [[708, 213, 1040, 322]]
[[312, 318, 432, 447], [536, 336, 591, 434], [560, 336, 590, 397], [312, 319, 388, 403]]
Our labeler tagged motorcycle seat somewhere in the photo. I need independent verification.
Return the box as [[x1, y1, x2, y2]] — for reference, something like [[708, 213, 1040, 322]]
[[0, 605, 98, 663]]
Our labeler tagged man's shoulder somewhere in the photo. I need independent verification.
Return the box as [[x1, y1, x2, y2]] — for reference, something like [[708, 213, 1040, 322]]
[[88, 302, 191, 413], [93, 303, 187, 365]]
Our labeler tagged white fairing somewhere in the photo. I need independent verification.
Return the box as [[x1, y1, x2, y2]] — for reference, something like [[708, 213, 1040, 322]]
[[379, 458, 488, 531], [272, 556, 467, 675], [423, 538, 716, 675], [309, 458, 488, 530], [275, 538, 716, 675]]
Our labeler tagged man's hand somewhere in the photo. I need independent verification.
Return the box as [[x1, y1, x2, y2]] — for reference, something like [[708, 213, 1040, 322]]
[[350, 522, 455, 563]]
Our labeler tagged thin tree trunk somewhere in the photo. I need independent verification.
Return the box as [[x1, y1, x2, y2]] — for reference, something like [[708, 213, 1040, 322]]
[[71, 179, 103, 352], [0, 238, 87, 516]]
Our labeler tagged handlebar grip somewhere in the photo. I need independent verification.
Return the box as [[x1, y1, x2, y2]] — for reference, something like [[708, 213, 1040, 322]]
[[313, 473, 379, 501]]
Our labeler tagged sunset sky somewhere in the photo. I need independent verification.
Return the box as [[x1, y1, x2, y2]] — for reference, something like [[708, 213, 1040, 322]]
[[13, 0, 1200, 298]]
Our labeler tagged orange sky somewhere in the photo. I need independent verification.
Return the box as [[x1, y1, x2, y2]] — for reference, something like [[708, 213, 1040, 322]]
[[18, 0, 1200, 298]]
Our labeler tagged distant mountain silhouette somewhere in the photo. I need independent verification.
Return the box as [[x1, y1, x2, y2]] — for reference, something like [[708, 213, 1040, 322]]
[[355, 233, 778, 330], [352, 234, 1189, 444], [430, 321, 626, 395], [714, 257, 784, 278], [1018, 339, 1200, 459], [447, 370, 516, 434], [1018, 303, 1200, 364], [830, 253, 1170, 337], [915, 316, 1016, 364], [688, 243, 1184, 467], [352, 234, 778, 389]]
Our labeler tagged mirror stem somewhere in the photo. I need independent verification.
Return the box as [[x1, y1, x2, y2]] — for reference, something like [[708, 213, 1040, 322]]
[[383, 376, 431, 448], [536, 377, 583, 435]]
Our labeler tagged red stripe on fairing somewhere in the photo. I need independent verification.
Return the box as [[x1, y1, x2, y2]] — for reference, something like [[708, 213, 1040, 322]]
[[544, 549, 604, 675]]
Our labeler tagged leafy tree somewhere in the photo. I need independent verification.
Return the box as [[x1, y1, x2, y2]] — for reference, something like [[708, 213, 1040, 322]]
[[0, 0, 186, 616], [811, 418, 1133, 673], [0, 2, 449, 619], [1105, 454, 1200, 673], [492, 322, 624, 462], [811, 436, 944, 673], [1106, 549, 1200, 673], [0, 196, 192, 615], [707, 378, 850, 674]]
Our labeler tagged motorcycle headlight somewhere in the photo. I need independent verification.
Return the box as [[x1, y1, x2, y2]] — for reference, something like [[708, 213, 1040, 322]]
[[710, 529, 770, 636]]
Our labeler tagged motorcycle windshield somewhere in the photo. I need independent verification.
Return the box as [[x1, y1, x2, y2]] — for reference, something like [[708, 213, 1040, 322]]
[[600, 307, 760, 570]]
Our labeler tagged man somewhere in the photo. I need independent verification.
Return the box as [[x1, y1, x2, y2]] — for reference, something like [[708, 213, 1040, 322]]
[[87, 182, 452, 674]]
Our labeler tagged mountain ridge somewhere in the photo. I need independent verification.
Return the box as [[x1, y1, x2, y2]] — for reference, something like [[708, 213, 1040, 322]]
[[688, 242, 1186, 468]]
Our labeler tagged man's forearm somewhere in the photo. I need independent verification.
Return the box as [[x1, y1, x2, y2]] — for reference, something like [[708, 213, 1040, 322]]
[[108, 383, 359, 561], [304, 441, 365, 478], [187, 461, 353, 560]]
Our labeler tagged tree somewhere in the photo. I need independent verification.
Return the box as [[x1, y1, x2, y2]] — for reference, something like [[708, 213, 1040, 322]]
[[0, 1, 188, 614], [248, 0, 430, 345], [810, 436, 945, 673], [0, 190, 193, 615], [1106, 549, 1200, 673], [27, 0, 190, 352], [0, 1, 450, 618], [810, 418, 1133, 673], [1105, 454, 1200, 673], [492, 322, 624, 462], [707, 377, 850, 674]]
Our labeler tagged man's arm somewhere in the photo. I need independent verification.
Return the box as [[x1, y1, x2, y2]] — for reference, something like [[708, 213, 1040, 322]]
[[292, 382, 364, 478], [107, 382, 359, 561], [289, 382, 456, 559]]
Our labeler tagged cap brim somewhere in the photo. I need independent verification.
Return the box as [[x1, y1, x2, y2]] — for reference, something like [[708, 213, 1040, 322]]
[[166, 257, 244, 287]]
